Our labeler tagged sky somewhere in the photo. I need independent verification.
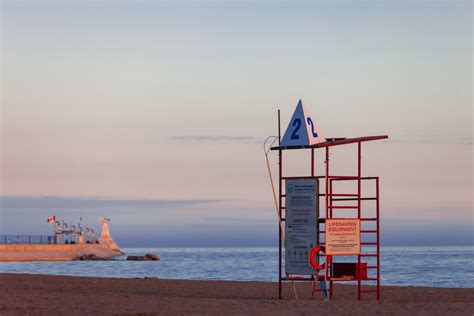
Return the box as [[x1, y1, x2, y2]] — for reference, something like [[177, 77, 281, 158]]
[[0, 1, 472, 247]]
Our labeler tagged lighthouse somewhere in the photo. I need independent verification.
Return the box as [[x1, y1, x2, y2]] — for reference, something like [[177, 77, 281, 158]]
[[98, 218, 122, 254]]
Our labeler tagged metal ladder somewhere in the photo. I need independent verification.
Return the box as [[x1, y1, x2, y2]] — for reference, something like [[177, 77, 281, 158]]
[[324, 176, 381, 301]]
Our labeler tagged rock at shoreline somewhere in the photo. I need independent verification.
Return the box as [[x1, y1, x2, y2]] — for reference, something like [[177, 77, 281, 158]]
[[78, 254, 101, 261], [126, 253, 160, 261], [145, 253, 160, 261]]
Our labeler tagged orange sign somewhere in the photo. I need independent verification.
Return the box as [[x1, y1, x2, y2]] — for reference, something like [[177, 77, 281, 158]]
[[326, 219, 360, 255]]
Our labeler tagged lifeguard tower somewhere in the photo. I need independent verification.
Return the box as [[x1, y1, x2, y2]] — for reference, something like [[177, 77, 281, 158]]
[[266, 100, 387, 301]]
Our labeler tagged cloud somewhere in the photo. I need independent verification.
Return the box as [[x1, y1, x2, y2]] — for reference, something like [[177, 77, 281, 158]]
[[0, 196, 220, 210], [203, 217, 271, 224], [170, 135, 261, 144], [381, 218, 473, 246], [0, 196, 225, 237]]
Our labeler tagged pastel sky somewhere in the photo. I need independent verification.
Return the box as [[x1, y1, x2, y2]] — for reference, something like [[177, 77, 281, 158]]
[[1, 1, 472, 246]]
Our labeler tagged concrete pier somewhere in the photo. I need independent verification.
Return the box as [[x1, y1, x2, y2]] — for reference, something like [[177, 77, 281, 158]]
[[0, 243, 121, 261]]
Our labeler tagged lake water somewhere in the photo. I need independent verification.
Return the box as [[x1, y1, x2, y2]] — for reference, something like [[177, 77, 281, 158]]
[[0, 246, 472, 288]]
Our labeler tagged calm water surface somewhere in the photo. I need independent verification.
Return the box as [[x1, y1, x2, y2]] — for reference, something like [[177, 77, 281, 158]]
[[0, 246, 472, 288]]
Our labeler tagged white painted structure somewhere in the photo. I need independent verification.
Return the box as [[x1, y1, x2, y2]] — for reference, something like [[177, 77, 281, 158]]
[[98, 218, 122, 254]]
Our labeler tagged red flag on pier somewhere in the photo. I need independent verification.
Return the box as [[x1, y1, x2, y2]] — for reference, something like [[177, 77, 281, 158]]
[[47, 216, 56, 223]]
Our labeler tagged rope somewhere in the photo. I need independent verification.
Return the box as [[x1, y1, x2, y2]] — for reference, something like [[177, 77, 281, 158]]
[[263, 136, 285, 241], [264, 137, 299, 299]]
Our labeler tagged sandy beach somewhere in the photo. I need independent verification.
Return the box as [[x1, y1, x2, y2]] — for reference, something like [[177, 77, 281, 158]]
[[0, 274, 472, 315]]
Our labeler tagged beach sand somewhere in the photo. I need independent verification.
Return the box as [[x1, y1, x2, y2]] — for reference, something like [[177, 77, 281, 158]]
[[0, 274, 472, 315]]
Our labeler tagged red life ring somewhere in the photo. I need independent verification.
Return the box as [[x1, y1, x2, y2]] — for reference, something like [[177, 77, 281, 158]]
[[309, 246, 330, 270]]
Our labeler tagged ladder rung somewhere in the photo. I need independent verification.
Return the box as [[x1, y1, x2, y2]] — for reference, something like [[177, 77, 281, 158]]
[[332, 197, 377, 201], [361, 177, 379, 180], [360, 218, 378, 221], [361, 242, 377, 245], [328, 193, 358, 197], [329, 206, 358, 209], [360, 254, 377, 257], [363, 278, 378, 281], [329, 176, 359, 180], [367, 266, 378, 269], [361, 230, 378, 233]]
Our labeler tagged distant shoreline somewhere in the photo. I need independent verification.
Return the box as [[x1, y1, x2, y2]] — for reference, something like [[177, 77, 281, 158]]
[[1, 271, 473, 290], [0, 273, 472, 315]]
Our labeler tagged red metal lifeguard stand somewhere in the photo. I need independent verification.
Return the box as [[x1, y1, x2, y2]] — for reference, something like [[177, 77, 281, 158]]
[[269, 102, 387, 301]]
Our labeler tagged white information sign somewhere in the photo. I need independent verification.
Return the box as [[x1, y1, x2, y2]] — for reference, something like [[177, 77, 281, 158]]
[[285, 178, 318, 275]]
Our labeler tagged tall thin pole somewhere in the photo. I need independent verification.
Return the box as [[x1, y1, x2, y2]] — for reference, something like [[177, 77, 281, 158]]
[[357, 142, 362, 300], [325, 147, 331, 298], [312, 147, 317, 274], [278, 109, 282, 300], [376, 177, 380, 301], [325, 147, 329, 220]]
